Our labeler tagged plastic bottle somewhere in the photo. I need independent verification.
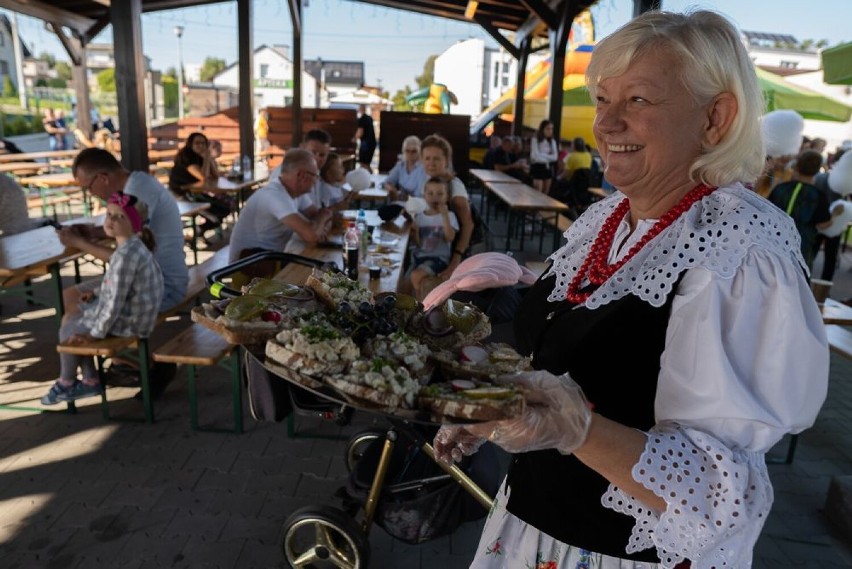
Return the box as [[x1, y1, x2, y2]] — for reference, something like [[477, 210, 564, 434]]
[[343, 221, 360, 280], [242, 155, 252, 181], [356, 208, 369, 259]]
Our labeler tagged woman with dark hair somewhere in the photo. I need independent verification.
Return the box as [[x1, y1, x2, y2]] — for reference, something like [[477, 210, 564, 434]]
[[530, 119, 559, 194], [168, 132, 231, 236]]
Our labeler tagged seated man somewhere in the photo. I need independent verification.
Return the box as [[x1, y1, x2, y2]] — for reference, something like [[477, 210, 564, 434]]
[[58, 148, 188, 313], [492, 136, 531, 183], [228, 148, 332, 263], [561, 137, 592, 183]]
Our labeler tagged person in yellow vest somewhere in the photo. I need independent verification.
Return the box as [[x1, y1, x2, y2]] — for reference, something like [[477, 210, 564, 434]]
[[254, 108, 270, 158]]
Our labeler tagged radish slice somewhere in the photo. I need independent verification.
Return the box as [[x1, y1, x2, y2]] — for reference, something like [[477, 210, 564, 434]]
[[450, 379, 477, 391], [460, 345, 488, 364]]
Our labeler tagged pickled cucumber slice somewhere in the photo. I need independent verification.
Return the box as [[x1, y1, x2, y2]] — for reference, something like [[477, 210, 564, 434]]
[[462, 386, 516, 400], [443, 299, 478, 334], [247, 279, 303, 298], [224, 294, 269, 321]]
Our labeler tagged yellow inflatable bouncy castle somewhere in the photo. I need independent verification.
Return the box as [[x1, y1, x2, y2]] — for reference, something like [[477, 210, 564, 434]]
[[406, 83, 459, 114]]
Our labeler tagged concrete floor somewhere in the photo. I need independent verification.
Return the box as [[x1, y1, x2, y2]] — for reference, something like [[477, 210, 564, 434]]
[[1, 201, 851, 568]]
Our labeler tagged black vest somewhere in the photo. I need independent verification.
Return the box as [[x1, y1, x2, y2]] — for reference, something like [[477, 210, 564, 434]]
[[507, 274, 679, 562]]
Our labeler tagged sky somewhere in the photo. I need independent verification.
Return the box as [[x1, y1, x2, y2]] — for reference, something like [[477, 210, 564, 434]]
[[5, 0, 851, 95]]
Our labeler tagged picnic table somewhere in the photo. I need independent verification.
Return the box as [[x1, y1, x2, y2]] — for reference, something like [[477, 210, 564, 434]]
[[469, 168, 524, 185], [483, 181, 572, 251], [280, 213, 410, 294], [822, 298, 852, 325], [0, 225, 76, 324], [0, 149, 79, 164], [0, 162, 50, 176]]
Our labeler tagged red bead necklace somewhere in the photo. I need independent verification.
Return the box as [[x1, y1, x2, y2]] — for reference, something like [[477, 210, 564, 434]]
[[565, 183, 716, 304]]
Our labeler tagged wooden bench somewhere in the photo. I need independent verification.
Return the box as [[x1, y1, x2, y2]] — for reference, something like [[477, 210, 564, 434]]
[[55, 245, 232, 423], [153, 324, 242, 433], [826, 325, 852, 359]]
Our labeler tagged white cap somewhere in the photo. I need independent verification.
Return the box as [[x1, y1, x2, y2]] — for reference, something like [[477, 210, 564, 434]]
[[761, 110, 804, 158]]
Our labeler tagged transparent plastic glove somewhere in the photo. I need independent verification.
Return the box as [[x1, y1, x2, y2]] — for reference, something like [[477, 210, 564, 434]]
[[465, 370, 592, 455], [433, 424, 486, 464]]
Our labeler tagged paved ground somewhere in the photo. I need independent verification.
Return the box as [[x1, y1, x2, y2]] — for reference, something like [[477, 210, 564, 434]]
[[1, 199, 851, 568]]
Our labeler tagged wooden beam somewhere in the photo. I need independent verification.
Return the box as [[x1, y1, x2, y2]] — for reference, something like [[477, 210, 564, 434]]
[[0, 0, 96, 37], [548, 1, 572, 140], [237, 0, 254, 167], [83, 17, 110, 44], [48, 21, 82, 66], [519, 0, 557, 30], [289, 0, 303, 146], [111, 0, 148, 172], [513, 35, 532, 136], [474, 15, 519, 59]]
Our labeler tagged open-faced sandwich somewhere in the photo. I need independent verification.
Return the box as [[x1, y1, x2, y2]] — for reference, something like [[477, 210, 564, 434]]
[[363, 331, 433, 381], [306, 268, 373, 308], [325, 356, 421, 409], [431, 343, 532, 381], [406, 299, 491, 351], [192, 278, 317, 344], [265, 316, 360, 378], [418, 379, 525, 421]]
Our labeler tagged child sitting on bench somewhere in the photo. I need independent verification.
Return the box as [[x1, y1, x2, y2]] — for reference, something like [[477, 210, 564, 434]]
[[41, 192, 164, 405]]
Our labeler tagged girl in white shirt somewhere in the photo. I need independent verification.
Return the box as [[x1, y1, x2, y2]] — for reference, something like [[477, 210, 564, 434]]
[[530, 119, 559, 194]]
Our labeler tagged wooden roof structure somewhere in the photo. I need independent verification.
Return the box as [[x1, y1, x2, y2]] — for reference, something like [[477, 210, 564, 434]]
[[1, 0, 657, 172]]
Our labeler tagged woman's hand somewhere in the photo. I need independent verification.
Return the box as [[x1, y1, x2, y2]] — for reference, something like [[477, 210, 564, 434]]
[[79, 291, 96, 303], [433, 370, 593, 462], [56, 226, 87, 248]]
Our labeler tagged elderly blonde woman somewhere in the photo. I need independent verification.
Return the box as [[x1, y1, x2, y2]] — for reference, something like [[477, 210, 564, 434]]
[[435, 10, 828, 569], [384, 135, 428, 200]]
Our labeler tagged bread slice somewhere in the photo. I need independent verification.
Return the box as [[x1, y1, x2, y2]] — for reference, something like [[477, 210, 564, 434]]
[[431, 343, 531, 381], [325, 376, 408, 409], [418, 383, 525, 421], [264, 342, 348, 377]]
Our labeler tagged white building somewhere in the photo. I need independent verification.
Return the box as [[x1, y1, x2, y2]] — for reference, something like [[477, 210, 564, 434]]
[[434, 38, 545, 117], [0, 14, 31, 92], [212, 44, 317, 108]]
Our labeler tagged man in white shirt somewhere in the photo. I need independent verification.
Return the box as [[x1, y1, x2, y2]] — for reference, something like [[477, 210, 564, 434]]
[[229, 148, 332, 262], [59, 148, 188, 313]]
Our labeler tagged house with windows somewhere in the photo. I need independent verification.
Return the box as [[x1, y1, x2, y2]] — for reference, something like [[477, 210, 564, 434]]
[[434, 38, 545, 117], [212, 44, 317, 108], [0, 14, 31, 92], [304, 59, 364, 102], [742, 31, 821, 76]]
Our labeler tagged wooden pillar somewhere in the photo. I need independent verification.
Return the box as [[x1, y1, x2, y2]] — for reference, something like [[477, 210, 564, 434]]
[[111, 0, 148, 171], [49, 23, 92, 141], [71, 46, 92, 140], [512, 36, 532, 137], [547, 2, 573, 141], [237, 0, 254, 166], [288, 0, 303, 146]]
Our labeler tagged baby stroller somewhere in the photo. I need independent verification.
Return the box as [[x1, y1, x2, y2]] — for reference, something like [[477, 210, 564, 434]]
[[281, 419, 499, 568], [206, 252, 502, 568]]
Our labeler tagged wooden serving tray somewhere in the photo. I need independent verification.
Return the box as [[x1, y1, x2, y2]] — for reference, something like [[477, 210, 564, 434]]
[[190, 306, 279, 346]]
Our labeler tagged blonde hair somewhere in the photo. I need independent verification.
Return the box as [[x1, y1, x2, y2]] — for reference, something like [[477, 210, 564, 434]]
[[401, 135, 421, 154], [587, 10, 765, 187]]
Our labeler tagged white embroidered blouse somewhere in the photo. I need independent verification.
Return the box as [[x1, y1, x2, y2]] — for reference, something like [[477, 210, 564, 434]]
[[544, 183, 829, 568]]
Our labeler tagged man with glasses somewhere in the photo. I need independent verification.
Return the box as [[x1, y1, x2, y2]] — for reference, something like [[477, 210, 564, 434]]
[[59, 148, 188, 313], [56, 148, 189, 400], [228, 148, 332, 263]]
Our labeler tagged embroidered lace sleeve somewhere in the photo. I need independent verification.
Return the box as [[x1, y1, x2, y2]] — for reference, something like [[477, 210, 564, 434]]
[[602, 248, 829, 568]]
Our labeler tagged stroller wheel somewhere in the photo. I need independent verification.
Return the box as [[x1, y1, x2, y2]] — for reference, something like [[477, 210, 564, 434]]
[[344, 428, 386, 473], [282, 505, 370, 569]]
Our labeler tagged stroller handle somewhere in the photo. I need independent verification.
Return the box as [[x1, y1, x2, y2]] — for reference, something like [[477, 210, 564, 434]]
[[205, 250, 337, 298]]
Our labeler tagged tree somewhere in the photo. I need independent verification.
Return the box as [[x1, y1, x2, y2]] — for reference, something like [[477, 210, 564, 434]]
[[164, 66, 177, 80], [38, 51, 56, 68], [199, 57, 226, 82], [415, 54, 438, 89], [392, 86, 412, 111], [96, 68, 116, 93], [2, 75, 17, 98], [47, 78, 67, 88], [54, 61, 72, 82], [162, 75, 178, 115]]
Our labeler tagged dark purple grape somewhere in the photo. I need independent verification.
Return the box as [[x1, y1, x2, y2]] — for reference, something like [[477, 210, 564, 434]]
[[381, 295, 396, 310], [358, 301, 373, 315], [339, 301, 352, 315]]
